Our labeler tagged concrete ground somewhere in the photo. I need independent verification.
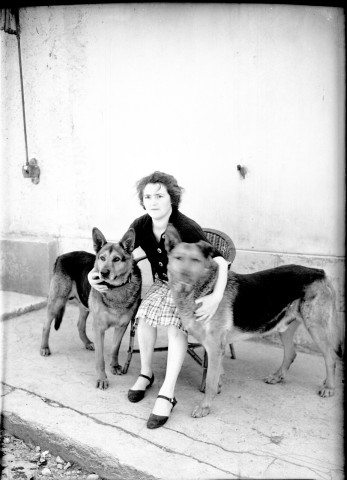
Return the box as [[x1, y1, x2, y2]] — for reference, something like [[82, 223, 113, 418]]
[[0, 292, 344, 480]]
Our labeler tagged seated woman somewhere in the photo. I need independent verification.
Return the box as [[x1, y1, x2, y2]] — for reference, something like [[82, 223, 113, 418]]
[[88, 171, 229, 429]]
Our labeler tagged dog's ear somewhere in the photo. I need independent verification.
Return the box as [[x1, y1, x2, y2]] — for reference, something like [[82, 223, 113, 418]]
[[196, 240, 214, 259], [165, 224, 182, 253], [120, 228, 136, 254], [92, 227, 107, 253]]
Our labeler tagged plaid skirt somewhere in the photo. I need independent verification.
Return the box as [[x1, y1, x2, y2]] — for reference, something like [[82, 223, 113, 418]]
[[136, 277, 187, 333]]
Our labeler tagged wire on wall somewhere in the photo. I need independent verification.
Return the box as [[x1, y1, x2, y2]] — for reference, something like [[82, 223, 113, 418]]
[[1, 8, 40, 183]]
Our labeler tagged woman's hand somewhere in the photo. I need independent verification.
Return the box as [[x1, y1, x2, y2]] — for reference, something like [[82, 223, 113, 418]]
[[194, 292, 222, 322], [194, 256, 229, 322], [87, 268, 109, 292]]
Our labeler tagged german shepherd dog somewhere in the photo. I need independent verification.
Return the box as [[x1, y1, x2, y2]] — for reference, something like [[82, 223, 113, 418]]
[[40, 228, 142, 389], [165, 225, 342, 418]]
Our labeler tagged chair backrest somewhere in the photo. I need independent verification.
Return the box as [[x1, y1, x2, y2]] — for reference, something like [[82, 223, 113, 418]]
[[203, 228, 236, 264], [135, 227, 236, 267]]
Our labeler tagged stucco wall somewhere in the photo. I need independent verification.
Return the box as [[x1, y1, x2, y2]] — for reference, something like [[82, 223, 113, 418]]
[[1, 5, 345, 310]]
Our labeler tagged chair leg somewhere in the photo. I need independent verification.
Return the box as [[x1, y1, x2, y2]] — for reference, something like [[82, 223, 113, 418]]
[[122, 317, 136, 374], [200, 349, 208, 392], [187, 344, 204, 366], [229, 343, 236, 359]]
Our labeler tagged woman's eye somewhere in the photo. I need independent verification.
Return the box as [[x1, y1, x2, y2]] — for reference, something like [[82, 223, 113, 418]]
[[100, 256, 105, 261], [174, 256, 182, 261], [192, 258, 201, 263]]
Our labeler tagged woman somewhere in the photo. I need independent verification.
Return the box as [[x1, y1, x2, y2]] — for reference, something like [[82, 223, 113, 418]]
[[89, 171, 229, 428]]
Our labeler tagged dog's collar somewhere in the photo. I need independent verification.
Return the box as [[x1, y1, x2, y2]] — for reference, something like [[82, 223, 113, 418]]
[[99, 274, 132, 289]]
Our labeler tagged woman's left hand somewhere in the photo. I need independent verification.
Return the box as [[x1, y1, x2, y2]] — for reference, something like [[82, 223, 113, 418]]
[[194, 293, 222, 322]]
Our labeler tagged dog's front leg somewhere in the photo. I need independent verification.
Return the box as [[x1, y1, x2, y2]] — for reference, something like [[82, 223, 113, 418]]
[[191, 347, 224, 418], [93, 316, 109, 389], [110, 323, 129, 375]]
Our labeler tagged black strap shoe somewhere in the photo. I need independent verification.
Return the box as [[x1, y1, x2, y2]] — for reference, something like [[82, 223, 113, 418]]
[[128, 373, 154, 403], [146, 395, 177, 429]]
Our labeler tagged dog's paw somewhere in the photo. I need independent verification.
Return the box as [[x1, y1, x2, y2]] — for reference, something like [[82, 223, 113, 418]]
[[40, 347, 51, 356], [264, 373, 284, 385], [96, 378, 109, 390], [85, 342, 95, 351], [191, 405, 210, 418], [319, 385, 335, 397], [110, 365, 122, 375]]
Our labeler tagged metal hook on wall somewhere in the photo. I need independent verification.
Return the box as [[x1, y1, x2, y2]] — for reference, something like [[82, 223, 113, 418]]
[[237, 164, 248, 179]]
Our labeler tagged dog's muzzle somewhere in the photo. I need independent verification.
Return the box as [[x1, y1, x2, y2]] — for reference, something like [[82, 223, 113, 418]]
[[100, 270, 111, 280], [174, 280, 193, 294]]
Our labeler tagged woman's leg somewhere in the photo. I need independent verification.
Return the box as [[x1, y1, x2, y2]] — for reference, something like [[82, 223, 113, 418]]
[[130, 317, 157, 390], [151, 325, 188, 416]]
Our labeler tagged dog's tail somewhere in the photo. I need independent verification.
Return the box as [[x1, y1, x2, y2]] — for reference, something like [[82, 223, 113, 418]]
[[53, 305, 66, 331], [334, 322, 345, 360], [326, 280, 344, 359]]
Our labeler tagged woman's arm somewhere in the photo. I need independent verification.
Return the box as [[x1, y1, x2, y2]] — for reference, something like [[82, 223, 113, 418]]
[[194, 256, 229, 322]]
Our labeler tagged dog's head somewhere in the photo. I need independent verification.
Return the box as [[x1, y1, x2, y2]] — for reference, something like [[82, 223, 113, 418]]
[[92, 227, 136, 285], [165, 224, 214, 293]]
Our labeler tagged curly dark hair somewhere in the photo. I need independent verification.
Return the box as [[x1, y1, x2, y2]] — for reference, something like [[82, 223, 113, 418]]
[[136, 171, 184, 209]]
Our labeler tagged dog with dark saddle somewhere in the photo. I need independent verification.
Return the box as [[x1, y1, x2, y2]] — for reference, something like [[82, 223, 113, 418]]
[[165, 224, 342, 418]]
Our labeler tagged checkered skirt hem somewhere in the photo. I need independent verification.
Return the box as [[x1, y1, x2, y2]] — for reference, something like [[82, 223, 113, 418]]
[[136, 278, 188, 333]]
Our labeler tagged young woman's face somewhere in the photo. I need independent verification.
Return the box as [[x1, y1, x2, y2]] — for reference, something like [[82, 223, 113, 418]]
[[143, 183, 172, 221]]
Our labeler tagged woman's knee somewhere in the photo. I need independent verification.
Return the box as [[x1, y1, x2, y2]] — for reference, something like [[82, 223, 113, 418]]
[[137, 318, 157, 335], [167, 325, 188, 342]]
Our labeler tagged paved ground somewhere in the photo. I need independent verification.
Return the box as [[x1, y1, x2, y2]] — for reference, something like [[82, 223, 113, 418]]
[[0, 293, 344, 480], [0, 291, 47, 320]]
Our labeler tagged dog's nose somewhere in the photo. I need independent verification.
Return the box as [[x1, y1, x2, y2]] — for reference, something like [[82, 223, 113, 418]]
[[181, 270, 191, 281], [100, 270, 110, 279]]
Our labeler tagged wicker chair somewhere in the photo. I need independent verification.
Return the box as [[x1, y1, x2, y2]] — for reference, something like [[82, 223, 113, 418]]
[[122, 228, 236, 392]]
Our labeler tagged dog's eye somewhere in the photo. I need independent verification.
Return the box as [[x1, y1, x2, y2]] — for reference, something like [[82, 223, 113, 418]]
[[100, 256, 105, 261], [113, 257, 120, 262], [192, 258, 201, 263]]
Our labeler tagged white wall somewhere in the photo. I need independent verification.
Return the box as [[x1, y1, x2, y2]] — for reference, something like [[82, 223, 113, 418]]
[[1, 4, 345, 258]]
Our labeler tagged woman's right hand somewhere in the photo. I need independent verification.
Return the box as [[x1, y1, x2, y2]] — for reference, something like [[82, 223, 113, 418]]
[[88, 268, 109, 292]]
